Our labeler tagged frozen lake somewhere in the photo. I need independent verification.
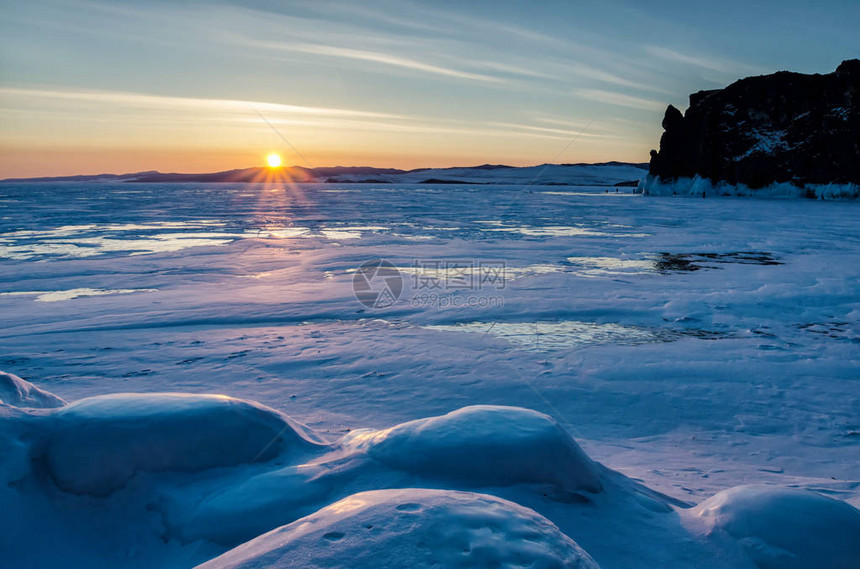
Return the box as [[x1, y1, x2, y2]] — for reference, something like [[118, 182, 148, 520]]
[[1, 181, 858, 504]]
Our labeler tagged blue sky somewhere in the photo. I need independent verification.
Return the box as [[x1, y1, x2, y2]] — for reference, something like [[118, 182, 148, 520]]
[[1, 0, 857, 176]]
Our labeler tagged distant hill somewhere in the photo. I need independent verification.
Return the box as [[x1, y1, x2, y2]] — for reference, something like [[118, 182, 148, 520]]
[[2, 162, 648, 187]]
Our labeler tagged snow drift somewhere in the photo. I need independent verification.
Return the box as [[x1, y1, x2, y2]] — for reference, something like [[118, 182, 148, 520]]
[[43, 393, 327, 495], [689, 485, 860, 569], [169, 405, 602, 547], [195, 488, 600, 569], [0, 371, 66, 408], [343, 405, 602, 493], [1, 379, 859, 569]]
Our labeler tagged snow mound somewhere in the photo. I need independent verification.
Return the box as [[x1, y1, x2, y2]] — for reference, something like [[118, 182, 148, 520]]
[[0, 371, 66, 408], [345, 405, 602, 492], [691, 485, 860, 569], [43, 393, 327, 495], [195, 488, 600, 569]]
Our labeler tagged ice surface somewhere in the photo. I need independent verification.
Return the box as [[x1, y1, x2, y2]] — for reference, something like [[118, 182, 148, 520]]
[[1, 178, 858, 567], [0, 370, 66, 408], [424, 321, 673, 351], [0, 220, 240, 260], [0, 287, 156, 302], [195, 489, 600, 569]]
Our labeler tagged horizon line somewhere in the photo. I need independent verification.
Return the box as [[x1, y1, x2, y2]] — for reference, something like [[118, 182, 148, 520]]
[[0, 160, 650, 182]]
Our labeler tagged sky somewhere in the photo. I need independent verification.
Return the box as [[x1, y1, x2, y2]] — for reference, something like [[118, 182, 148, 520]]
[[0, 0, 857, 177]]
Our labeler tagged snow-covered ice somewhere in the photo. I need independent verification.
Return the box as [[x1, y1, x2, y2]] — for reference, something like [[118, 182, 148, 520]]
[[686, 485, 860, 569], [343, 405, 602, 492], [0, 179, 858, 567], [44, 393, 326, 496], [0, 370, 66, 408], [2, 380, 856, 568], [195, 489, 601, 569]]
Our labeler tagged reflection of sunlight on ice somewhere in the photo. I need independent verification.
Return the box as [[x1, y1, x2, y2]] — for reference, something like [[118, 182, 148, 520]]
[[0, 242, 99, 259], [393, 234, 437, 240], [541, 190, 637, 197], [490, 226, 603, 237], [320, 226, 387, 240], [256, 225, 388, 241], [0, 288, 156, 302], [0, 220, 238, 260], [425, 320, 674, 352], [475, 220, 647, 238], [253, 227, 311, 239], [1, 221, 224, 239], [506, 264, 567, 278], [0, 219, 394, 260], [340, 427, 392, 450], [317, 225, 388, 240], [321, 229, 362, 240], [325, 495, 368, 515], [567, 256, 655, 277]]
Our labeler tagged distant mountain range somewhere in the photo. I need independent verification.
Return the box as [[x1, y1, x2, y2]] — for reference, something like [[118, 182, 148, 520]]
[[1, 162, 648, 187]]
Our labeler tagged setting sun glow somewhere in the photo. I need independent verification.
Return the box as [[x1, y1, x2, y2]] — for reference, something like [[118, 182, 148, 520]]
[[266, 153, 282, 168]]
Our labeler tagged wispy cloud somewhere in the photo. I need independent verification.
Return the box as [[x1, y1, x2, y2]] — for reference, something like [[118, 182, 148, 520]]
[[226, 5, 654, 92], [645, 46, 765, 76], [0, 86, 600, 144], [256, 115, 583, 141], [565, 63, 659, 92], [574, 89, 667, 111], [533, 116, 601, 130], [0, 87, 401, 118], [466, 60, 557, 80], [246, 40, 503, 83], [486, 122, 613, 139]]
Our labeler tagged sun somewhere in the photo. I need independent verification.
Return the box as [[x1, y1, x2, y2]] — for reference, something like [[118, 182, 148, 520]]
[[266, 153, 282, 168]]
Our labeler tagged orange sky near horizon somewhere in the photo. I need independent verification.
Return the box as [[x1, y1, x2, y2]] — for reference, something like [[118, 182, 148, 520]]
[[0, 144, 652, 178], [0, 82, 659, 178]]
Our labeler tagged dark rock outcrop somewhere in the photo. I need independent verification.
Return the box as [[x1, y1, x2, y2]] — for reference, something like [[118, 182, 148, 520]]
[[643, 59, 860, 198]]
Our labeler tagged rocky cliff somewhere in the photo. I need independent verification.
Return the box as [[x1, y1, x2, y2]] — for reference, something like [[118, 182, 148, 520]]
[[641, 59, 860, 199]]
